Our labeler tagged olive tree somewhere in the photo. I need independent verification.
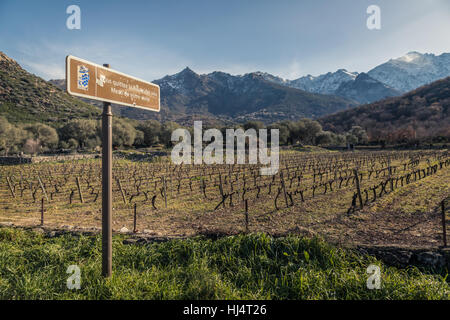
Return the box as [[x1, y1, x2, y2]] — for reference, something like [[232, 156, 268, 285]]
[[59, 119, 99, 150], [136, 120, 161, 146], [23, 123, 59, 151]]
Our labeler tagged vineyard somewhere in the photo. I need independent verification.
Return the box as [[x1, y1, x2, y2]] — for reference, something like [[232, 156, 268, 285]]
[[0, 149, 449, 248]]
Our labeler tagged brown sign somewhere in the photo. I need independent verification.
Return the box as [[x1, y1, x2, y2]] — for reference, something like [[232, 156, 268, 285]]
[[66, 55, 160, 112]]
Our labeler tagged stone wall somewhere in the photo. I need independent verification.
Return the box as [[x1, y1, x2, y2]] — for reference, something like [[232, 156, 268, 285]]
[[0, 154, 99, 165], [357, 245, 450, 270], [0, 157, 32, 165]]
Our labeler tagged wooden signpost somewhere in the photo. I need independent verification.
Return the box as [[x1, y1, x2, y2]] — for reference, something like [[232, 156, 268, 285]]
[[66, 56, 160, 111], [66, 55, 160, 277]]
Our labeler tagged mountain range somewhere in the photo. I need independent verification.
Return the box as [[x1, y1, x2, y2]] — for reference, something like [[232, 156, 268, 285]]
[[46, 51, 450, 123], [49, 66, 358, 124], [320, 76, 450, 141], [150, 51, 449, 121], [260, 52, 450, 103], [1, 50, 449, 128], [152, 68, 356, 123]]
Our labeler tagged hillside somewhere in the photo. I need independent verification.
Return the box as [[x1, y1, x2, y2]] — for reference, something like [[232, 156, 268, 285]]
[[0, 52, 99, 125], [320, 77, 450, 141]]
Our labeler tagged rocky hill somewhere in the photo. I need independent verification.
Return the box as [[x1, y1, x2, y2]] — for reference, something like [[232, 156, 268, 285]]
[[0, 51, 99, 125]]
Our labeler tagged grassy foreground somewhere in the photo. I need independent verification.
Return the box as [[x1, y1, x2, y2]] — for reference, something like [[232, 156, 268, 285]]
[[0, 227, 448, 300]]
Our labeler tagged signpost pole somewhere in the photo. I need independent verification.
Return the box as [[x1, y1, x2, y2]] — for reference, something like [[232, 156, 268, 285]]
[[102, 63, 113, 278], [66, 56, 160, 277]]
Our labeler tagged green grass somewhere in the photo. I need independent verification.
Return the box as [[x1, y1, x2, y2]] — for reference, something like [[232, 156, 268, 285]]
[[0, 227, 448, 300]]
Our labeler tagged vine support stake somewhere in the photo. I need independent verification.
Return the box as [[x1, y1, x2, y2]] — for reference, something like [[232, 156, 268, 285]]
[[244, 199, 249, 233], [353, 169, 364, 209], [442, 200, 448, 248], [40, 197, 44, 226], [37, 175, 49, 202], [133, 203, 137, 233], [6, 176, 16, 199], [75, 177, 84, 203], [117, 178, 127, 204], [162, 176, 167, 208]]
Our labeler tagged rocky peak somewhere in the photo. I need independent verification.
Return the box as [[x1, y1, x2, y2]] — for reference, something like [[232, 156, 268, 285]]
[[0, 52, 17, 63], [0, 51, 20, 70], [179, 66, 196, 74], [368, 51, 450, 92]]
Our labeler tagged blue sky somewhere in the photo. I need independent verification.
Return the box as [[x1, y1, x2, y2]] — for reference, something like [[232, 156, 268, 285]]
[[0, 0, 449, 81]]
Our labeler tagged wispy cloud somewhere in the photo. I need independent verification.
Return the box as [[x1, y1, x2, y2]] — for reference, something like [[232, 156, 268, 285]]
[[21, 60, 65, 79], [14, 39, 192, 81], [276, 60, 303, 80]]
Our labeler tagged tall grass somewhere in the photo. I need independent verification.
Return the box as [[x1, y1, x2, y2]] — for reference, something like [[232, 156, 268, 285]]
[[0, 227, 448, 300]]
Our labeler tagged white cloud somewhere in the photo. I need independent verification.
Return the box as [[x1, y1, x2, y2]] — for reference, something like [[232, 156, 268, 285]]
[[22, 60, 65, 79], [277, 60, 303, 80]]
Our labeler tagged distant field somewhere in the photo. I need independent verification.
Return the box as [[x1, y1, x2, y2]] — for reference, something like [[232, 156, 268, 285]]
[[0, 149, 448, 248], [0, 227, 448, 300]]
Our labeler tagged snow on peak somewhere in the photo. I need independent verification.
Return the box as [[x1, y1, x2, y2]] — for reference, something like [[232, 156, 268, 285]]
[[397, 51, 423, 63], [368, 51, 450, 92]]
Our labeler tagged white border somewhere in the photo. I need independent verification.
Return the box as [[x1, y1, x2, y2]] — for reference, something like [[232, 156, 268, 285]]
[[66, 55, 160, 112]]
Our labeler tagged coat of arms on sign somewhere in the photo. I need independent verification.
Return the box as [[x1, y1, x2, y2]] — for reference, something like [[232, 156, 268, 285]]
[[77, 65, 90, 90]]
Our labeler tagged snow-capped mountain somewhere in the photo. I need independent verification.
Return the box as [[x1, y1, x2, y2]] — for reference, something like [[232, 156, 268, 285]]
[[258, 51, 450, 102], [288, 69, 359, 95], [47, 50, 450, 122], [252, 68, 359, 95], [156, 67, 207, 96], [260, 68, 398, 103], [367, 52, 450, 92], [334, 73, 402, 104], [152, 68, 356, 122]]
